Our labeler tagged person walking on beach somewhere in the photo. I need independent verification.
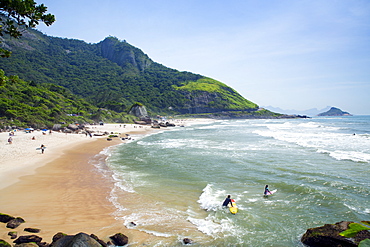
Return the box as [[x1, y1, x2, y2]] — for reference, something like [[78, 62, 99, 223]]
[[264, 185, 271, 196], [8, 137, 12, 144], [222, 195, 233, 207], [40, 144, 46, 154]]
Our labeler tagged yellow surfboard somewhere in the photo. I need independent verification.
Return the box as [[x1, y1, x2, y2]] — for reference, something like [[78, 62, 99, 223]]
[[229, 199, 238, 214]]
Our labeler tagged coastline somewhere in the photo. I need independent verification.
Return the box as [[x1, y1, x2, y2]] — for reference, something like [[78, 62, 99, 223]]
[[0, 119, 214, 245], [0, 124, 157, 244]]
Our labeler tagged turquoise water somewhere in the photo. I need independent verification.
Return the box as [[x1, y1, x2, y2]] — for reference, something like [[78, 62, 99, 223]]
[[97, 116, 370, 246]]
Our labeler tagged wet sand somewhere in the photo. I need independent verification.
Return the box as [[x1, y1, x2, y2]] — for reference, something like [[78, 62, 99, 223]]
[[0, 127, 158, 245], [0, 120, 214, 245]]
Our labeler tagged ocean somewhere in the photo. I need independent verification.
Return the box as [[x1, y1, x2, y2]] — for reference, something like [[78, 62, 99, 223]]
[[94, 116, 370, 246]]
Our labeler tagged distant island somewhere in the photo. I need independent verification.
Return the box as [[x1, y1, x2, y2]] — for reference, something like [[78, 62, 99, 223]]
[[317, 107, 352, 116]]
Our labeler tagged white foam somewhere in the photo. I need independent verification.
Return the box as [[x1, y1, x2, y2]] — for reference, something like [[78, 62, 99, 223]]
[[344, 203, 370, 215], [328, 150, 370, 163], [139, 230, 172, 237], [253, 120, 370, 163], [198, 184, 225, 211]]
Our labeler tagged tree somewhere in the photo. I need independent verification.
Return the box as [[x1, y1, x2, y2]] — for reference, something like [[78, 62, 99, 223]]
[[0, 0, 55, 57]]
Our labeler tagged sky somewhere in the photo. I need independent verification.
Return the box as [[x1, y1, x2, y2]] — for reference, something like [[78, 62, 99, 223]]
[[35, 0, 370, 115]]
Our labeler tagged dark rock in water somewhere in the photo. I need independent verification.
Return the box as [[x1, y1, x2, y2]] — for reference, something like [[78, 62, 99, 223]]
[[128, 221, 137, 227], [0, 239, 12, 247], [183, 238, 193, 245], [7, 232, 17, 239], [109, 233, 128, 246], [0, 214, 15, 223], [90, 234, 108, 247], [6, 217, 25, 229], [13, 235, 42, 245], [301, 221, 370, 247], [24, 228, 40, 233], [52, 232, 101, 247]]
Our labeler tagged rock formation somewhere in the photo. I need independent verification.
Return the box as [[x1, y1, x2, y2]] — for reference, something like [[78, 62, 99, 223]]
[[301, 221, 370, 247]]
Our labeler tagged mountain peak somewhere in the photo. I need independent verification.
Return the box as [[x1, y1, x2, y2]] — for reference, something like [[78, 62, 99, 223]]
[[99, 37, 152, 72]]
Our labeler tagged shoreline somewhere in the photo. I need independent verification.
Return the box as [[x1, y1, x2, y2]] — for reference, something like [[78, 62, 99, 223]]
[[0, 123, 158, 244], [0, 119, 214, 245]]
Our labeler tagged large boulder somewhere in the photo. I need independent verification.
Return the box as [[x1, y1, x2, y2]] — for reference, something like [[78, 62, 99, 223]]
[[67, 124, 79, 131], [0, 239, 12, 247], [13, 235, 42, 245], [8, 232, 17, 239], [51, 232, 101, 247], [6, 217, 25, 229], [24, 228, 41, 233], [50, 232, 66, 245], [129, 104, 148, 118], [89, 234, 107, 247], [301, 221, 370, 247], [14, 243, 39, 247], [0, 214, 15, 223], [109, 233, 128, 246]]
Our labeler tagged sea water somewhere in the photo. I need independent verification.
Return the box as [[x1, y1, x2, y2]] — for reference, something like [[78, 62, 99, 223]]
[[95, 116, 370, 246]]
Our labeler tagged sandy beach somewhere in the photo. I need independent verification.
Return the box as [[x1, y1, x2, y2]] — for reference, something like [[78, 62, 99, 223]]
[[0, 123, 159, 245], [0, 119, 212, 245]]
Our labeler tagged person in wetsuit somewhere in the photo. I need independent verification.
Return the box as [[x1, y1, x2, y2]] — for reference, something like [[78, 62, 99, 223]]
[[264, 185, 271, 196], [222, 195, 232, 207]]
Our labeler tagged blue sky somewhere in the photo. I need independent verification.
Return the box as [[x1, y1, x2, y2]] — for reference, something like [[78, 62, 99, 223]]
[[36, 0, 370, 114]]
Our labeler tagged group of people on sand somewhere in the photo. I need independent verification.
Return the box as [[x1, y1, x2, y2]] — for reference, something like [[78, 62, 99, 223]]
[[222, 185, 273, 207], [6, 133, 46, 154]]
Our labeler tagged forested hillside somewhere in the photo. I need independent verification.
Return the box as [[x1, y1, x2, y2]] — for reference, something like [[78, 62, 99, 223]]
[[0, 70, 136, 128], [1, 28, 260, 116]]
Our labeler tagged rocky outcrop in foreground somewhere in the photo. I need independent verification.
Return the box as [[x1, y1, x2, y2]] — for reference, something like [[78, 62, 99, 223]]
[[301, 221, 370, 247], [0, 213, 194, 246], [0, 213, 129, 247]]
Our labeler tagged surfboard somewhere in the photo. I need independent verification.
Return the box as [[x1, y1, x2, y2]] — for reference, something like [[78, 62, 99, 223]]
[[264, 189, 277, 196], [229, 199, 238, 214], [36, 147, 47, 150]]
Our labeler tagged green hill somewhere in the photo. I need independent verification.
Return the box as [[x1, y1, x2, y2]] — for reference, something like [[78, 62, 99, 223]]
[[0, 70, 136, 128], [1, 28, 259, 114]]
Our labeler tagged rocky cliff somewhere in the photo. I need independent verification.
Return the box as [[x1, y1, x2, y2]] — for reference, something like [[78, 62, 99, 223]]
[[99, 37, 153, 72]]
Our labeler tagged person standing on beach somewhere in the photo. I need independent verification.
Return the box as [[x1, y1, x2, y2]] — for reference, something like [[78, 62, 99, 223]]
[[8, 137, 12, 144], [40, 144, 46, 154], [222, 195, 232, 207]]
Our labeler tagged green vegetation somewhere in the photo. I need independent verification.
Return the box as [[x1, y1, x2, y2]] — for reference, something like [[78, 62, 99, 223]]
[[0, 239, 11, 247], [174, 77, 258, 110], [0, 69, 136, 128], [340, 221, 370, 246], [0, 0, 55, 57]]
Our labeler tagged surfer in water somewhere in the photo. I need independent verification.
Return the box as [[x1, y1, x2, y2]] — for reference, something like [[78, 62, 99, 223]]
[[222, 195, 232, 207], [264, 185, 271, 196]]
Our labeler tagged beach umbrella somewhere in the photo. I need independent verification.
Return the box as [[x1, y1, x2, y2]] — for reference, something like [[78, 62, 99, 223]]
[[42, 129, 48, 131], [25, 128, 34, 130]]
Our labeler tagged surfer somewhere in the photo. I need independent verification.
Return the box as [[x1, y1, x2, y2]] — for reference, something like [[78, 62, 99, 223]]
[[222, 195, 232, 207], [40, 144, 46, 154], [264, 185, 270, 196]]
